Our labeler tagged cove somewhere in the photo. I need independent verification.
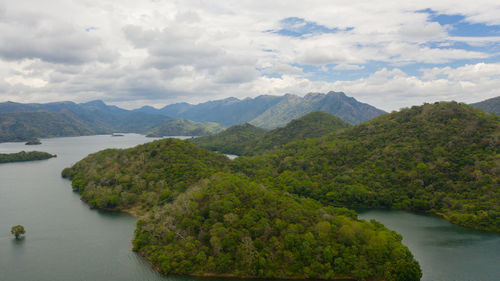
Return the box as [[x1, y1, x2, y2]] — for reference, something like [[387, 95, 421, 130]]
[[358, 209, 500, 281]]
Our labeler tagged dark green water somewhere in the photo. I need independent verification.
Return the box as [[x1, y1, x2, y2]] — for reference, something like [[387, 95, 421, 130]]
[[0, 135, 498, 281]]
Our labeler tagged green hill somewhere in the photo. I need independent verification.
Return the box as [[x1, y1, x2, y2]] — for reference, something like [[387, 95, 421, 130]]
[[134, 173, 421, 280], [233, 102, 500, 232], [192, 111, 351, 156], [190, 123, 267, 155], [146, 118, 225, 137], [62, 139, 230, 211], [471, 96, 500, 115]]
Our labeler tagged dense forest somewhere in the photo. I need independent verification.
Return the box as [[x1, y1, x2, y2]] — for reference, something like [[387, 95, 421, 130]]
[[63, 139, 421, 281], [62, 101, 499, 280], [232, 102, 499, 232], [192, 112, 351, 156], [62, 139, 230, 211], [146, 119, 225, 137], [135, 173, 420, 280], [0, 151, 56, 163]]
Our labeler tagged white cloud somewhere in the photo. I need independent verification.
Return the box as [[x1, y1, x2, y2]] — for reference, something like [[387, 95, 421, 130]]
[[0, 0, 499, 110]]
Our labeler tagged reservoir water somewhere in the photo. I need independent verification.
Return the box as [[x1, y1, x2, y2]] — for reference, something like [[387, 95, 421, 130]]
[[0, 135, 499, 281]]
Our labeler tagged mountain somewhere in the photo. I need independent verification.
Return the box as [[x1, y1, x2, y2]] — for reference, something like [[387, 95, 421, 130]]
[[470, 96, 500, 115], [146, 118, 225, 137], [250, 92, 384, 129], [62, 139, 421, 280], [191, 111, 351, 156], [135, 92, 385, 128], [233, 102, 500, 232], [0, 100, 171, 142], [0, 111, 102, 142]]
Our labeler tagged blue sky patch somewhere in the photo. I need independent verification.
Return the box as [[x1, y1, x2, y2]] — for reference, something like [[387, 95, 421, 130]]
[[420, 9, 500, 37], [270, 17, 353, 37]]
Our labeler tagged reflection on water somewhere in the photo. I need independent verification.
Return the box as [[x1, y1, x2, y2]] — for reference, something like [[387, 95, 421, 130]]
[[358, 209, 500, 281]]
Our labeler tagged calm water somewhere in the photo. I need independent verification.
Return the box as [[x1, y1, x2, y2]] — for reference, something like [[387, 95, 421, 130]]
[[0, 135, 498, 281], [358, 209, 500, 281]]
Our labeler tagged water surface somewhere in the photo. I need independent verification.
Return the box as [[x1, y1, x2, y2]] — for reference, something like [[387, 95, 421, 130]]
[[358, 209, 500, 281]]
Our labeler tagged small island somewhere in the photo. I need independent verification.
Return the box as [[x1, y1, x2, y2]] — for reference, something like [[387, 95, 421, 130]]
[[25, 138, 42, 145], [0, 151, 56, 164]]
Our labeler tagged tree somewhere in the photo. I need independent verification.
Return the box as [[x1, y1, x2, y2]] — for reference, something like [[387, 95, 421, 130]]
[[11, 225, 26, 239]]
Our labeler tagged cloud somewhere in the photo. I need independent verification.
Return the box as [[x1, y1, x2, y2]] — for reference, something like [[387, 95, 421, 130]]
[[0, 0, 499, 110]]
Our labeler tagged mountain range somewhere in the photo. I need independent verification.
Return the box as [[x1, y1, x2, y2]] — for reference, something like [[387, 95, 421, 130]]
[[0, 100, 170, 142], [135, 91, 386, 129]]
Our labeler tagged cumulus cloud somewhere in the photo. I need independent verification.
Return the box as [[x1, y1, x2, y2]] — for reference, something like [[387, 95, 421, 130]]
[[0, 0, 499, 110]]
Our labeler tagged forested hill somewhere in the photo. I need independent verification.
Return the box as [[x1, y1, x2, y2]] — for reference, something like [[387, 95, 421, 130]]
[[0, 100, 170, 142], [191, 111, 351, 156], [190, 124, 267, 155], [0, 111, 102, 142], [146, 118, 225, 137], [471, 96, 500, 115], [233, 102, 500, 232], [135, 91, 385, 128], [62, 139, 421, 281]]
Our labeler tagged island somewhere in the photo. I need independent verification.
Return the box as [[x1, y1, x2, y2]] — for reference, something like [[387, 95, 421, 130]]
[[0, 151, 56, 164], [25, 138, 42, 145]]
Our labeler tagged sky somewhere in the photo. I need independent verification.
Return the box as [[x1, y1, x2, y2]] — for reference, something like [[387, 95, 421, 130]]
[[1, 1, 500, 111]]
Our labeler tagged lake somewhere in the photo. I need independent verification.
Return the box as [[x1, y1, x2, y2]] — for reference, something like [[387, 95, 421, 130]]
[[1, 135, 499, 281]]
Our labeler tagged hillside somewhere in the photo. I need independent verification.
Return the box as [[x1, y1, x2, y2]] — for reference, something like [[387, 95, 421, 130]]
[[0, 100, 170, 142], [62, 139, 421, 281], [135, 173, 421, 280], [136, 92, 385, 129], [190, 123, 267, 155], [233, 102, 500, 232], [192, 111, 351, 156], [471, 96, 500, 115], [146, 119, 225, 137], [62, 139, 231, 210], [0, 111, 101, 142]]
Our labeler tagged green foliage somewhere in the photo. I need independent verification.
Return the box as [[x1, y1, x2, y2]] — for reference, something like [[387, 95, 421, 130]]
[[0, 151, 56, 163], [233, 102, 500, 232], [192, 112, 350, 156], [146, 118, 225, 137], [134, 173, 421, 280], [62, 138, 230, 211], [190, 123, 267, 155], [11, 225, 26, 239]]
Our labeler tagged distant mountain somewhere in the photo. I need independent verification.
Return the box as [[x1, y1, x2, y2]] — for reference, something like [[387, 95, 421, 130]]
[[146, 118, 225, 137], [0, 100, 170, 142], [192, 111, 351, 155], [135, 92, 385, 128], [470, 96, 500, 115], [0, 111, 99, 142]]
